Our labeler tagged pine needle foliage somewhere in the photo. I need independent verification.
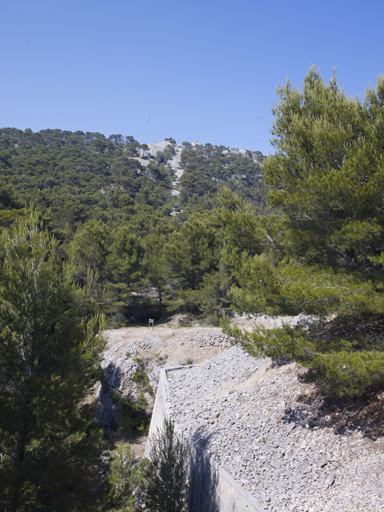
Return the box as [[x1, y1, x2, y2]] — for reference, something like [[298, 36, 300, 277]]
[[225, 68, 384, 397], [107, 442, 140, 512], [0, 210, 106, 512], [137, 417, 189, 512]]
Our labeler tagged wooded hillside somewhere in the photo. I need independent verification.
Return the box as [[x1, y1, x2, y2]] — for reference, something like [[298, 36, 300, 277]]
[[0, 128, 267, 325]]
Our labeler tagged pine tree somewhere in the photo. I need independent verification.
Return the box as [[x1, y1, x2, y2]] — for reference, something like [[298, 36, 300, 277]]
[[107, 442, 140, 512], [226, 69, 384, 396], [138, 418, 189, 512], [0, 211, 106, 511]]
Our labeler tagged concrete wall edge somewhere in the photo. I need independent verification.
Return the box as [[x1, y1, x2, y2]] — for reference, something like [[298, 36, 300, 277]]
[[146, 364, 264, 511]]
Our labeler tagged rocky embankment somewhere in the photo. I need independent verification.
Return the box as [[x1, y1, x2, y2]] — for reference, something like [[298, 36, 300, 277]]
[[96, 326, 230, 437], [96, 321, 384, 510], [167, 346, 384, 512]]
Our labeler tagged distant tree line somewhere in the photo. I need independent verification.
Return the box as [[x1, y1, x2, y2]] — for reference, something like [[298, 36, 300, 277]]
[[0, 128, 268, 326]]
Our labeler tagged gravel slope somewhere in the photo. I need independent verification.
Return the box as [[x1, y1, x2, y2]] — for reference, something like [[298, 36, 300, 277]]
[[167, 346, 384, 512], [99, 322, 384, 510]]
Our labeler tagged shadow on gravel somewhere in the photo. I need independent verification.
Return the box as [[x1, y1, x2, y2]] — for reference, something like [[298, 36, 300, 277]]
[[191, 425, 215, 451], [189, 428, 220, 512], [282, 389, 384, 441], [281, 314, 384, 441], [269, 357, 294, 369]]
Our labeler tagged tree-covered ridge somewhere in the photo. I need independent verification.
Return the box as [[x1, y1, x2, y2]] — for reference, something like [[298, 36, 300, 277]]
[[178, 141, 267, 211], [0, 129, 268, 228], [0, 128, 267, 326], [0, 128, 174, 230]]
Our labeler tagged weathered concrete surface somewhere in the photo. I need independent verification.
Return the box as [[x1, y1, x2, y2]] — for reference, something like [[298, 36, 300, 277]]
[[144, 368, 171, 456], [189, 445, 263, 512]]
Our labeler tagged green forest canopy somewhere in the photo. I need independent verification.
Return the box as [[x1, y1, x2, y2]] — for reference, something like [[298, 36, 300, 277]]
[[0, 128, 267, 324]]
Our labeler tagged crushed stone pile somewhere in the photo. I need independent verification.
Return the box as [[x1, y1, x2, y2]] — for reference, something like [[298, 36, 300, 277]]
[[167, 346, 384, 512], [184, 332, 231, 348], [97, 327, 231, 436]]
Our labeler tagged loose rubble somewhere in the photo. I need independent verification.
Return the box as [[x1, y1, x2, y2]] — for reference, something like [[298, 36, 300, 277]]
[[167, 346, 384, 512], [97, 327, 231, 435], [97, 324, 384, 511]]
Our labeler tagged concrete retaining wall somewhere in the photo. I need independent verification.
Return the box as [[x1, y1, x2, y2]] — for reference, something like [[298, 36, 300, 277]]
[[145, 367, 263, 512]]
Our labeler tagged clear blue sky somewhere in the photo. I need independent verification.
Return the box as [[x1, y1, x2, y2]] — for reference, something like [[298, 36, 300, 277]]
[[1, 0, 383, 155]]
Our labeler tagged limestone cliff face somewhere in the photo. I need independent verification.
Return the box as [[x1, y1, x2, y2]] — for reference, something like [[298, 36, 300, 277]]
[[133, 139, 266, 203], [96, 351, 139, 435]]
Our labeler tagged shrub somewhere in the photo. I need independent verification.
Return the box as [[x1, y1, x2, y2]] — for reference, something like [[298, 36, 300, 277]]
[[137, 418, 190, 512]]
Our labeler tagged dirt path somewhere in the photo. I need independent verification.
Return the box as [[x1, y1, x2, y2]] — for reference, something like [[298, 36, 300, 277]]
[[103, 325, 229, 365]]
